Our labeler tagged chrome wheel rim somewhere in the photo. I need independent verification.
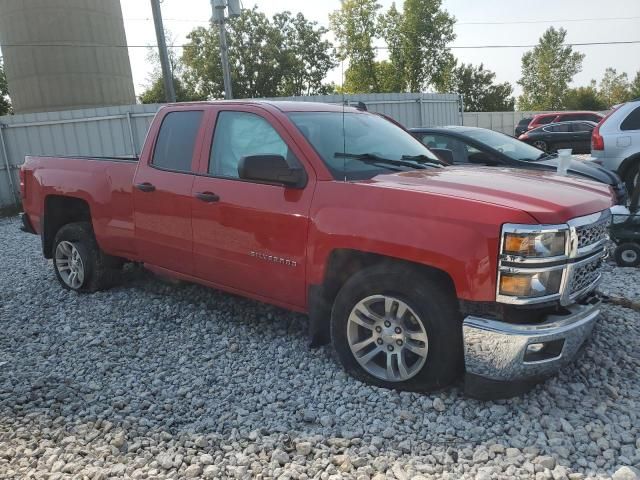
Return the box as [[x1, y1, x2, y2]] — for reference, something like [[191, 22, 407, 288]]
[[347, 295, 428, 382], [55, 241, 84, 289], [621, 249, 638, 264]]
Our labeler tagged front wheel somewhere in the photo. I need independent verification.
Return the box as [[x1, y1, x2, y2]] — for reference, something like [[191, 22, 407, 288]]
[[623, 161, 639, 195], [330, 264, 463, 391], [53, 222, 121, 292], [614, 243, 640, 267]]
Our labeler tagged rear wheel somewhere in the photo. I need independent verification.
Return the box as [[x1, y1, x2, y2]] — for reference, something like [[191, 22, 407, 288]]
[[533, 140, 548, 152], [614, 243, 640, 267], [53, 222, 121, 292], [330, 264, 463, 391]]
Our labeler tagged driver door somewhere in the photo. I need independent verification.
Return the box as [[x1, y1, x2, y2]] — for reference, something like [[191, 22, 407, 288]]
[[190, 105, 315, 309]]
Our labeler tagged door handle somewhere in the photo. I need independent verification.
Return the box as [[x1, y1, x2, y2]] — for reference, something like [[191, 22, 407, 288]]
[[135, 182, 156, 193], [194, 191, 220, 203]]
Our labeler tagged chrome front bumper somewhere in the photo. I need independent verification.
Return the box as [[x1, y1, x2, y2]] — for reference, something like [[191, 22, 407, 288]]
[[463, 298, 600, 385]]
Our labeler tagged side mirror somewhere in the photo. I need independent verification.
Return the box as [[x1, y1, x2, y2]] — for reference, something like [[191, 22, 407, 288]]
[[238, 155, 306, 188], [429, 148, 454, 164]]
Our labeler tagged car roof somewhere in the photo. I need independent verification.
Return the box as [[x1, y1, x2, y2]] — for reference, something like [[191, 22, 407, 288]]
[[166, 100, 361, 113], [408, 126, 491, 136], [533, 111, 602, 117]]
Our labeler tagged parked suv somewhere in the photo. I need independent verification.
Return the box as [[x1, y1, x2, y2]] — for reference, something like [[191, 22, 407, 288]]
[[527, 111, 604, 132], [591, 99, 640, 192]]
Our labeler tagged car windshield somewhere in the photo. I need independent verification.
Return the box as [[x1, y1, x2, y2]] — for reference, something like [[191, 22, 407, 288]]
[[288, 111, 442, 179], [464, 128, 546, 161]]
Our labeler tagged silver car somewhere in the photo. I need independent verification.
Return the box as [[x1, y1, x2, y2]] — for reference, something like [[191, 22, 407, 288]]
[[591, 98, 640, 192]]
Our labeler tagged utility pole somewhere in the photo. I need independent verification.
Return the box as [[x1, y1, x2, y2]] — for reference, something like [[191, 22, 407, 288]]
[[150, 0, 176, 103], [211, 0, 239, 100]]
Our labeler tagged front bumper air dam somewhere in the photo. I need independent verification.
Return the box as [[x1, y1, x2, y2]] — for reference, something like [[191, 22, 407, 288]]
[[462, 298, 601, 399]]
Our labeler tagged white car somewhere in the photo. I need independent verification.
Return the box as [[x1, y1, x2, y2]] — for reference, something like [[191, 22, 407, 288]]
[[591, 98, 640, 192]]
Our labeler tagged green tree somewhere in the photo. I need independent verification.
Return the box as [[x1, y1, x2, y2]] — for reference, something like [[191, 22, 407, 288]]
[[0, 58, 12, 116], [182, 8, 335, 98], [517, 27, 584, 110], [440, 62, 514, 111], [599, 67, 632, 107], [390, 0, 456, 92], [272, 12, 337, 96], [563, 81, 607, 110], [139, 77, 204, 104], [329, 0, 381, 93], [631, 71, 640, 99], [138, 30, 202, 103]]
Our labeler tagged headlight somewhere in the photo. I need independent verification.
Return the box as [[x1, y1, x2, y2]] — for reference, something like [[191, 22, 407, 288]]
[[503, 231, 567, 258], [499, 270, 563, 297]]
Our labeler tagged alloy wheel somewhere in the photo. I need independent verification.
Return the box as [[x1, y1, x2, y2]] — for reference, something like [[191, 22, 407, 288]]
[[347, 295, 428, 382], [55, 241, 85, 289]]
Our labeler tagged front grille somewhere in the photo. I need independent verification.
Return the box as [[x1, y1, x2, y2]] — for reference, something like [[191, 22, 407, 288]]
[[569, 259, 601, 295], [575, 217, 609, 249]]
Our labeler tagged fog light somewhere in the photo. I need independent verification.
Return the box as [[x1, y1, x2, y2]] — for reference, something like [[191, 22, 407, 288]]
[[523, 339, 565, 362], [526, 343, 545, 353]]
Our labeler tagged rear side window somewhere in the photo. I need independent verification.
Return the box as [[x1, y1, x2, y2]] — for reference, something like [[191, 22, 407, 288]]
[[571, 122, 594, 132], [518, 118, 532, 126], [621, 106, 640, 131], [544, 124, 571, 133], [152, 111, 204, 171], [535, 115, 555, 125]]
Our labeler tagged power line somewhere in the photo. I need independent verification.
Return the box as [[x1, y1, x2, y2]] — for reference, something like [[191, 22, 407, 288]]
[[1, 40, 639, 50]]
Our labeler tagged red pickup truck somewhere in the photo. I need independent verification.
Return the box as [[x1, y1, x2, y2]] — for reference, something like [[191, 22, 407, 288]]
[[20, 101, 614, 398]]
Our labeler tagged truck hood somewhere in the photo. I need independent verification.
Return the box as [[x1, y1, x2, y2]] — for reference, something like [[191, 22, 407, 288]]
[[364, 166, 613, 224]]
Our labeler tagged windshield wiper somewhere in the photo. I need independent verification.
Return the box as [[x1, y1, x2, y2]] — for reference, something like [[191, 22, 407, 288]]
[[401, 154, 446, 167], [334, 152, 427, 170]]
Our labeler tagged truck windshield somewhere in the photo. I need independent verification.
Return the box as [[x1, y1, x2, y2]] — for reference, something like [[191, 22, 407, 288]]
[[288, 111, 442, 179], [464, 128, 547, 162]]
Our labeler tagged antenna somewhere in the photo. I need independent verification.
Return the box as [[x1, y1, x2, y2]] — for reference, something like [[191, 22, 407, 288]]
[[341, 60, 346, 182]]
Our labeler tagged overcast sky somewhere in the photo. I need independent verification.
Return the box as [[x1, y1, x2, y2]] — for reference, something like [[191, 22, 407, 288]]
[[120, 0, 640, 98]]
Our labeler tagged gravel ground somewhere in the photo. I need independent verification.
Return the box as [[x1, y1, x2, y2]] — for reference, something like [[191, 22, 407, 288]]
[[1, 215, 639, 480]]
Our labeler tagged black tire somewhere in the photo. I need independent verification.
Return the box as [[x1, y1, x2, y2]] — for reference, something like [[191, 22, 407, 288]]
[[330, 263, 463, 392], [52, 222, 121, 292], [623, 161, 640, 196], [614, 243, 640, 267], [533, 140, 548, 152]]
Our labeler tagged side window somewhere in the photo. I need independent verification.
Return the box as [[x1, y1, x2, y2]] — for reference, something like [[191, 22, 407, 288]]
[[421, 134, 465, 162], [621, 106, 640, 131], [536, 115, 555, 125], [152, 111, 203, 172], [588, 114, 603, 123], [560, 114, 583, 122], [210, 111, 291, 177], [546, 124, 570, 133], [571, 122, 594, 132]]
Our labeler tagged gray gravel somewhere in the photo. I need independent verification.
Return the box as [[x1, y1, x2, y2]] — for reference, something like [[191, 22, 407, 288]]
[[1, 215, 639, 479]]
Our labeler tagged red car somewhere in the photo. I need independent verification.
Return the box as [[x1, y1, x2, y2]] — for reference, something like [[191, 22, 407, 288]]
[[20, 101, 613, 398], [524, 111, 604, 133]]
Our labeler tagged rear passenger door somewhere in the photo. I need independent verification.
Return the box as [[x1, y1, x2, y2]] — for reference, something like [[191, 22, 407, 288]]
[[132, 108, 207, 275]]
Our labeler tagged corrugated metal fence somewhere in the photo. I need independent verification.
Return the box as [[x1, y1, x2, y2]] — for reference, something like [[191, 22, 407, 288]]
[[0, 92, 463, 209], [462, 111, 546, 135], [0, 104, 159, 208]]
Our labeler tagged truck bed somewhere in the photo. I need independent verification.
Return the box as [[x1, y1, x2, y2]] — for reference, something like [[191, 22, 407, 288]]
[[21, 155, 139, 259]]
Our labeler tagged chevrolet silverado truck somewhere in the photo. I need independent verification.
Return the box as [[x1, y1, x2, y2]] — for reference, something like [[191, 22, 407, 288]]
[[20, 101, 614, 398]]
